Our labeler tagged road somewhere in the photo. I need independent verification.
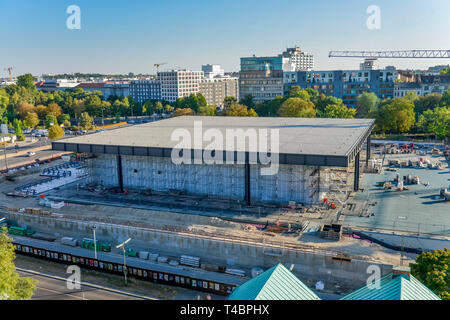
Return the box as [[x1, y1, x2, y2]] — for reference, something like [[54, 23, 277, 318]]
[[18, 268, 152, 300], [1, 148, 59, 171]]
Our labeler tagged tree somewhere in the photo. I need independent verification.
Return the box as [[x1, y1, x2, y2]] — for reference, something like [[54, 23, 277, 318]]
[[164, 104, 174, 113], [376, 98, 415, 133], [222, 104, 257, 117], [0, 89, 9, 119], [80, 112, 94, 130], [17, 102, 35, 120], [34, 105, 48, 120], [198, 105, 217, 116], [322, 104, 356, 119], [417, 106, 450, 140], [17, 74, 36, 90], [411, 248, 449, 300], [223, 96, 237, 109], [356, 92, 379, 118], [414, 94, 443, 115], [44, 114, 58, 129], [239, 95, 255, 109], [155, 101, 164, 114], [173, 108, 195, 117], [441, 88, 450, 107], [0, 228, 36, 300], [278, 98, 316, 118], [254, 96, 285, 117], [316, 95, 344, 114], [48, 125, 65, 140], [46, 103, 62, 118], [23, 112, 40, 129], [289, 86, 310, 101], [13, 119, 25, 141]]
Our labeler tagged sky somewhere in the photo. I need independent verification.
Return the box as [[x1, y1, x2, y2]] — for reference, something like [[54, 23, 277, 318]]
[[0, 0, 449, 76]]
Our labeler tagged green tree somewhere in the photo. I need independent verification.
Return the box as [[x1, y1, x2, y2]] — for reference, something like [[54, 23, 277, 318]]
[[441, 88, 450, 107], [13, 119, 25, 141], [414, 94, 442, 115], [411, 248, 449, 300], [155, 101, 164, 114], [356, 92, 379, 118], [222, 104, 257, 117], [164, 104, 174, 113], [376, 98, 415, 133], [23, 112, 40, 129], [44, 114, 58, 129], [223, 96, 237, 109], [0, 89, 9, 119], [417, 106, 450, 140], [48, 125, 65, 140], [322, 104, 356, 119], [80, 112, 94, 130], [198, 105, 217, 116], [239, 95, 255, 109], [278, 98, 316, 118], [17, 74, 36, 90], [0, 228, 36, 300], [288, 86, 310, 101], [254, 96, 285, 117]]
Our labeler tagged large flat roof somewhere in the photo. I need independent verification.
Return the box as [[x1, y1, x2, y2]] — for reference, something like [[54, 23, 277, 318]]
[[53, 116, 374, 167]]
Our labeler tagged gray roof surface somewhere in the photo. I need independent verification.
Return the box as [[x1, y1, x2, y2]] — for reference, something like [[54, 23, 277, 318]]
[[56, 116, 374, 158]]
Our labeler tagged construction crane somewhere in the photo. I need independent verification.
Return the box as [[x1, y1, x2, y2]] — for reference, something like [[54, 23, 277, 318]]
[[3, 67, 13, 81], [154, 62, 168, 74], [329, 50, 450, 59]]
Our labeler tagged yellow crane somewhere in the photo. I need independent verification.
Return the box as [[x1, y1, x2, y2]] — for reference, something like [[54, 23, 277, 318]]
[[3, 67, 13, 81], [154, 62, 167, 74]]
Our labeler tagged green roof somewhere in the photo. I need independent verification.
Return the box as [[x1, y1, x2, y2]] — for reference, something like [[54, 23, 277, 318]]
[[227, 263, 321, 300], [341, 273, 441, 300]]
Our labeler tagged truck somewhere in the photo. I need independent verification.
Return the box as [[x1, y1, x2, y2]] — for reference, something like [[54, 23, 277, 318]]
[[61, 237, 78, 247]]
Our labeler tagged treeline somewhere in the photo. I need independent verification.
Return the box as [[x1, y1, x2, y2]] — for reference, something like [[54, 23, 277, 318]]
[[0, 74, 449, 141]]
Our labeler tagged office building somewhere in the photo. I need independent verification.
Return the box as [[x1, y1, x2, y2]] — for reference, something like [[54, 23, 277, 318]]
[[199, 76, 239, 107], [129, 79, 161, 103], [158, 70, 203, 102]]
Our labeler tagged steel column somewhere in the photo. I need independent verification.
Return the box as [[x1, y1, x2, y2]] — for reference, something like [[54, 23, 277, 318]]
[[354, 152, 360, 191], [117, 155, 124, 192]]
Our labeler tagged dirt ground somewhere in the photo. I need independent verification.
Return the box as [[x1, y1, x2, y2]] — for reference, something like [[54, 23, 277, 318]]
[[0, 161, 414, 266]]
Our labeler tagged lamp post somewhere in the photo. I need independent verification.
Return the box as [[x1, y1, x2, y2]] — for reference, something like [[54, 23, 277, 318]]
[[93, 225, 97, 260], [2, 135, 8, 172], [116, 238, 131, 285]]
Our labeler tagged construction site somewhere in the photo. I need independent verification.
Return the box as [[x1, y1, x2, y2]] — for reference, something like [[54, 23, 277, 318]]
[[1, 116, 449, 296]]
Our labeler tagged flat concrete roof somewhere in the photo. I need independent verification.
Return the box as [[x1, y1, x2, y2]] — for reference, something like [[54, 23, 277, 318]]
[[53, 116, 374, 167]]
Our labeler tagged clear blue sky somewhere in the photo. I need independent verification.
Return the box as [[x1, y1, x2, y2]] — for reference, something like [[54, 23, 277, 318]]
[[1, 0, 449, 76]]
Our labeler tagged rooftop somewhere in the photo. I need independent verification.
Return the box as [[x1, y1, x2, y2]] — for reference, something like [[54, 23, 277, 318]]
[[227, 263, 320, 300], [52, 116, 374, 167], [341, 268, 440, 300]]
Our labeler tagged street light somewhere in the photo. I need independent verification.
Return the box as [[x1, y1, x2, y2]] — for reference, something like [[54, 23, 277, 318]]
[[93, 225, 97, 260], [116, 238, 131, 285]]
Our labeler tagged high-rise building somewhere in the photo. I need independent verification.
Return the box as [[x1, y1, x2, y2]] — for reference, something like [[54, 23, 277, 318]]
[[279, 47, 314, 71], [199, 76, 239, 107], [202, 64, 225, 79], [239, 56, 287, 103], [158, 70, 203, 102]]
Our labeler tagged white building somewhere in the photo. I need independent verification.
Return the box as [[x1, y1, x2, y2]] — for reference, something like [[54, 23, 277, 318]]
[[202, 64, 225, 79], [158, 70, 203, 102], [279, 47, 314, 71]]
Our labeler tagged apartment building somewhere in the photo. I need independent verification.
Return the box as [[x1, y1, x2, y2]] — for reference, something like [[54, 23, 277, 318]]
[[279, 47, 314, 71], [199, 76, 239, 107], [284, 68, 395, 108], [129, 79, 161, 103], [158, 70, 203, 102]]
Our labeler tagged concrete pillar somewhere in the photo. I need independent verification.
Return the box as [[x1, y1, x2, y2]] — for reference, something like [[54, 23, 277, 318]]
[[244, 153, 251, 205], [354, 152, 360, 191]]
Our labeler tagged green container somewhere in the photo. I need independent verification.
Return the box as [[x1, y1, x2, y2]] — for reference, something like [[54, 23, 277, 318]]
[[125, 248, 138, 257]]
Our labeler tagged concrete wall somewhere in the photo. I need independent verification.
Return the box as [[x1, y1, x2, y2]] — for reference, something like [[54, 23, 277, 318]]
[[87, 154, 328, 205], [7, 211, 393, 289]]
